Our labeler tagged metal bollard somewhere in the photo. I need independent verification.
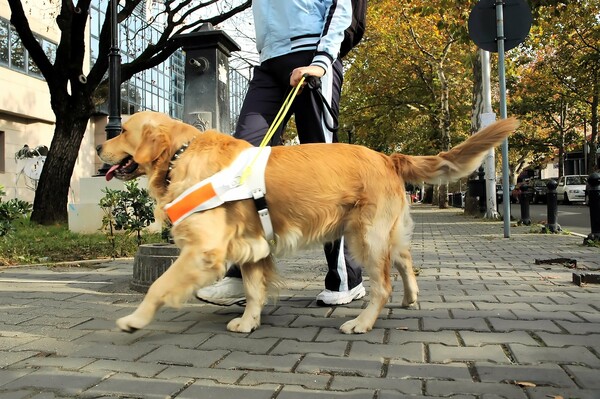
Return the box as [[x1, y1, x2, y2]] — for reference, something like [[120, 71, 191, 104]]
[[518, 183, 531, 226], [584, 172, 600, 244], [544, 179, 561, 233]]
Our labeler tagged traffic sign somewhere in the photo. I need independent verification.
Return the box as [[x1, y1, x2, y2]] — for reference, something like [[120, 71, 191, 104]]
[[468, 0, 532, 52]]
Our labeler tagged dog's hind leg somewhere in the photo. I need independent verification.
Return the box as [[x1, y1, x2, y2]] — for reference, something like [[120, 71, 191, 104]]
[[390, 211, 419, 307], [116, 247, 226, 333], [393, 249, 419, 307], [340, 232, 392, 334], [226, 256, 276, 333]]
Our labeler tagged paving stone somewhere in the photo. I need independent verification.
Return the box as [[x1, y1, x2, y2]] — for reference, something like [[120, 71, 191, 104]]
[[137, 345, 227, 368], [14, 355, 95, 370], [0, 336, 39, 351], [0, 390, 38, 399], [379, 392, 476, 399], [177, 379, 280, 399], [487, 318, 562, 333], [330, 375, 422, 393], [81, 359, 167, 378], [562, 365, 600, 389], [507, 344, 600, 367], [459, 331, 539, 347], [199, 335, 278, 354], [388, 330, 459, 345], [423, 318, 490, 332], [387, 361, 472, 380], [315, 327, 386, 343], [525, 386, 600, 399], [295, 354, 383, 377], [72, 329, 152, 345], [426, 380, 528, 398], [575, 311, 600, 323], [0, 370, 33, 388], [271, 306, 332, 318], [536, 332, 600, 348], [277, 386, 376, 398], [1, 369, 107, 396], [510, 309, 583, 322], [429, 344, 510, 364], [0, 351, 38, 368], [249, 326, 320, 341], [83, 372, 190, 398], [349, 342, 423, 362], [555, 320, 600, 334], [69, 342, 157, 361], [155, 366, 243, 383], [12, 337, 84, 355], [475, 363, 576, 387], [240, 370, 330, 390], [269, 339, 348, 356], [451, 309, 516, 319], [257, 314, 298, 327], [215, 352, 301, 372]]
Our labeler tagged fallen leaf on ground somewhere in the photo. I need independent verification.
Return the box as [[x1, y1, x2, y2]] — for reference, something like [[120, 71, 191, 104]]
[[515, 381, 536, 387]]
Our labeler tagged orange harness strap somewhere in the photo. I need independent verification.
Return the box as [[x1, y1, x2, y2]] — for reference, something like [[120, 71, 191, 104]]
[[165, 182, 217, 225]]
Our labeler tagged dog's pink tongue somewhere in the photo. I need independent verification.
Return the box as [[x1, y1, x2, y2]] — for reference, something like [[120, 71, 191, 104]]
[[105, 164, 119, 181]]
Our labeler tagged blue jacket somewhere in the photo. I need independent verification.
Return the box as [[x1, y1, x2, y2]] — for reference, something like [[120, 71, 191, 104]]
[[252, 0, 352, 73]]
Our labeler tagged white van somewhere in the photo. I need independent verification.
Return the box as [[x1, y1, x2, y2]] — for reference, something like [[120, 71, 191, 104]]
[[556, 175, 587, 204]]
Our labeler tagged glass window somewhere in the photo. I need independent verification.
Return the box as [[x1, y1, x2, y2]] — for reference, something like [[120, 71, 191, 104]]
[[43, 39, 57, 64], [28, 35, 42, 77], [0, 19, 9, 65], [10, 26, 25, 70]]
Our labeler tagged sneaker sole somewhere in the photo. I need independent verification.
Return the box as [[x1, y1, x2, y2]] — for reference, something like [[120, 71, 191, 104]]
[[316, 287, 366, 307], [195, 295, 246, 307]]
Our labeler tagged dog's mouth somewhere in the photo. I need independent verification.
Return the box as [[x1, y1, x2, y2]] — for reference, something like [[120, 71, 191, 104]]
[[106, 156, 139, 181]]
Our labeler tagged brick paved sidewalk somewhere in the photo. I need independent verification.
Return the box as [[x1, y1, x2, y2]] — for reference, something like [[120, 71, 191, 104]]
[[0, 205, 598, 398]]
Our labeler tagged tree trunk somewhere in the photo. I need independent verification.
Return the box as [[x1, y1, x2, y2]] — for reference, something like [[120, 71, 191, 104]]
[[437, 63, 451, 210], [465, 51, 484, 216], [438, 184, 449, 209], [30, 114, 89, 225]]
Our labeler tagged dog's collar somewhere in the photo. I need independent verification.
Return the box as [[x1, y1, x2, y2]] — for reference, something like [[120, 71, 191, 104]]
[[166, 140, 194, 184]]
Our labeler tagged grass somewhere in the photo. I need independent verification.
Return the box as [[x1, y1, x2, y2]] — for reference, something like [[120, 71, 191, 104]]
[[0, 219, 163, 266]]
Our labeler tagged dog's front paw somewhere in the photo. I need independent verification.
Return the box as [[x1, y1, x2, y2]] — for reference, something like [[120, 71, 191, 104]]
[[227, 316, 259, 333], [116, 313, 149, 333], [401, 294, 418, 308], [340, 318, 372, 334]]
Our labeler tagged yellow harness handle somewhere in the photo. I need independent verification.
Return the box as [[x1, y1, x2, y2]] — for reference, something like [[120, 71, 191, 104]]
[[240, 75, 306, 184]]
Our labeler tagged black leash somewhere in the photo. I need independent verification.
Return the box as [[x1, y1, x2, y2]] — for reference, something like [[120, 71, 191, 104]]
[[305, 76, 339, 134]]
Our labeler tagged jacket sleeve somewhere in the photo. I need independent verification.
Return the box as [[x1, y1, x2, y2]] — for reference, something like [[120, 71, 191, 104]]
[[311, 0, 352, 73]]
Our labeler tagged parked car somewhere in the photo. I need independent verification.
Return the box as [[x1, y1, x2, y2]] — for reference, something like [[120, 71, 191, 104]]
[[496, 183, 514, 203], [530, 179, 550, 204], [510, 182, 530, 203], [556, 175, 587, 204]]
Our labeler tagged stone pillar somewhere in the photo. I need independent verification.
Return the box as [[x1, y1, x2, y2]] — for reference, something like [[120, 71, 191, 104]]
[[176, 24, 241, 133]]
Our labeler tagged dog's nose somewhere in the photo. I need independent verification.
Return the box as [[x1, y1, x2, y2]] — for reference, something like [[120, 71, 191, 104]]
[[95, 144, 102, 155]]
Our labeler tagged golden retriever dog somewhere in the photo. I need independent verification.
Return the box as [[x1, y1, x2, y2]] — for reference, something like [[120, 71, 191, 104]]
[[97, 111, 516, 334]]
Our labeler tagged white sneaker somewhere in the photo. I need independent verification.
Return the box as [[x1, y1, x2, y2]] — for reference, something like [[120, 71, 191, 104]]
[[316, 282, 366, 306], [195, 277, 246, 306]]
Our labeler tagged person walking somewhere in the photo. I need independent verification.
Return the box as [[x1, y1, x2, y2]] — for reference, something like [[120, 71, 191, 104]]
[[195, 0, 365, 306]]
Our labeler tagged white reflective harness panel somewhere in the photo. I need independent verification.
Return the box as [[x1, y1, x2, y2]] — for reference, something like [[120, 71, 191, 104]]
[[164, 147, 275, 242]]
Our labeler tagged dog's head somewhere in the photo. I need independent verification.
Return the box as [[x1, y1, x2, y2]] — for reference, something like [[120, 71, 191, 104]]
[[96, 111, 197, 182]]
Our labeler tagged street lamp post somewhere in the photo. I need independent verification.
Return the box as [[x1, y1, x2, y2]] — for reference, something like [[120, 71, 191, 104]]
[[98, 0, 122, 175]]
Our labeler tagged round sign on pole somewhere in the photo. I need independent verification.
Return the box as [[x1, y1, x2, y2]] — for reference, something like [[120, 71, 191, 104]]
[[468, 0, 532, 53]]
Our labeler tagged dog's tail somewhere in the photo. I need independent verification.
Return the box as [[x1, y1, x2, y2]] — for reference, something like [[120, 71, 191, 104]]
[[390, 118, 518, 184]]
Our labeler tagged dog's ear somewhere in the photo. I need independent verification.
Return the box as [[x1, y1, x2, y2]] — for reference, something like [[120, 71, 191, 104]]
[[134, 122, 171, 165]]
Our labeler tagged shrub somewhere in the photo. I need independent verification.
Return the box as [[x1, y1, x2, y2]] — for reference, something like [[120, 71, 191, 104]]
[[99, 180, 156, 254], [0, 186, 32, 236]]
